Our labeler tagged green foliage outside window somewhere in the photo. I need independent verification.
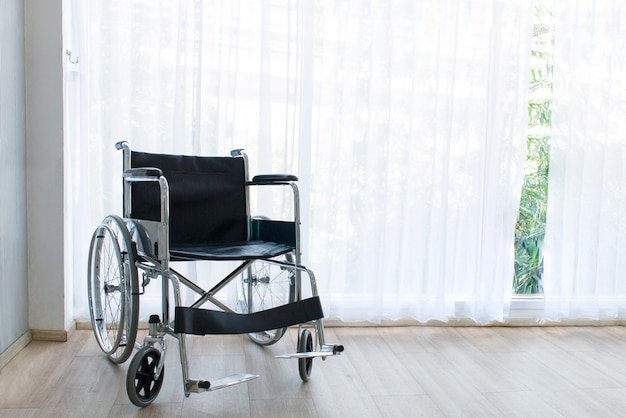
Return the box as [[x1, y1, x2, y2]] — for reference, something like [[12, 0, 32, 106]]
[[513, 3, 553, 294]]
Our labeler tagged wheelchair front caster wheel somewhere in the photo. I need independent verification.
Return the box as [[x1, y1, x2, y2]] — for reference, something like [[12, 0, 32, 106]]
[[126, 346, 165, 407], [298, 329, 313, 382]]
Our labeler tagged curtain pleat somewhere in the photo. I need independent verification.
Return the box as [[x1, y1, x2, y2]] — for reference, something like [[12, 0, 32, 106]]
[[66, 0, 532, 323], [543, 0, 626, 320]]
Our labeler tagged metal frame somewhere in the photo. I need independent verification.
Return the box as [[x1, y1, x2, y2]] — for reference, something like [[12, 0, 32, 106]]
[[113, 141, 339, 401]]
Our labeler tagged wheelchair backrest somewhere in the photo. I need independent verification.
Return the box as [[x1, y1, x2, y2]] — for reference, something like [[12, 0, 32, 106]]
[[130, 151, 248, 248]]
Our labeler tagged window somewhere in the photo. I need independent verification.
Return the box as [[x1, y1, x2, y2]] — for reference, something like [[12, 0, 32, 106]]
[[513, 1, 554, 295]]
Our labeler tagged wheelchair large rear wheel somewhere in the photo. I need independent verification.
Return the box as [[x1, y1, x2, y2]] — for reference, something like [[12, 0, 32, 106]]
[[87, 215, 139, 364], [239, 256, 296, 345]]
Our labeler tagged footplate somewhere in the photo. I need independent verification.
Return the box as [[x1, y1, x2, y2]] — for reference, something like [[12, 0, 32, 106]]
[[275, 344, 344, 359], [185, 373, 259, 393]]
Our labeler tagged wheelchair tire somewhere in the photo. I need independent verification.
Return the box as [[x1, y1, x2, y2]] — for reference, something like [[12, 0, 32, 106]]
[[87, 215, 139, 364], [298, 328, 314, 381], [126, 346, 164, 407], [239, 257, 296, 345]]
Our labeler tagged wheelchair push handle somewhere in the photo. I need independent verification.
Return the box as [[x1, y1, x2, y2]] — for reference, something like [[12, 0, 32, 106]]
[[115, 141, 128, 150], [116, 142, 163, 181]]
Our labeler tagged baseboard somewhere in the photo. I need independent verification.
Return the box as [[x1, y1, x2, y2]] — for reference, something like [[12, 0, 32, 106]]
[[76, 318, 151, 331], [75, 319, 92, 330], [0, 330, 33, 370], [323, 318, 626, 327], [31, 321, 76, 342], [76, 317, 626, 331]]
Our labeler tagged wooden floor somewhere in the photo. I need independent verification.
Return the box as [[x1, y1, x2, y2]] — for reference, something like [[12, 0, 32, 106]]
[[2, 326, 626, 417]]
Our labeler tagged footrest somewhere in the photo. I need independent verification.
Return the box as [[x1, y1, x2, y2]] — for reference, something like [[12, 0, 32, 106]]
[[186, 374, 259, 393], [275, 344, 344, 359], [275, 351, 338, 359]]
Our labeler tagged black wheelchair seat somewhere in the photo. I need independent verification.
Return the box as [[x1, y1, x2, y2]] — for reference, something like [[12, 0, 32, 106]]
[[170, 240, 293, 261]]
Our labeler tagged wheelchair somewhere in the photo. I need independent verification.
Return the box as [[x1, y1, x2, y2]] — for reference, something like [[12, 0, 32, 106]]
[[87, 142, 343, 407]]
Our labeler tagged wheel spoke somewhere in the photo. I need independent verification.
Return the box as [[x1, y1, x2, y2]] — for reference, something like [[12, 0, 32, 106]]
[[137, 355, 155, 396], [138, 376, 152, 397], [239, 259, 296, 345]]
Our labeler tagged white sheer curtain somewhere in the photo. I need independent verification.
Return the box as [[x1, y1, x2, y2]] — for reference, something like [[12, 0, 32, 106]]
[[544, 1, 626, 320], [66, 0, 533, 324]]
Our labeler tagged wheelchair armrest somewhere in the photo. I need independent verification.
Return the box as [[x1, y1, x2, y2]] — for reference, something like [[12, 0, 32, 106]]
[[123, 167, 163, 181], [249, 174, 298, 184]]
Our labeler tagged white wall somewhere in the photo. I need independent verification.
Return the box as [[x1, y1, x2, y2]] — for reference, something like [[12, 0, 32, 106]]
[[1, 0, 72, 354], [24, 0, 71, 334], [0, 0, 29, 353]]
